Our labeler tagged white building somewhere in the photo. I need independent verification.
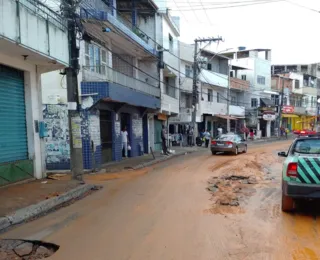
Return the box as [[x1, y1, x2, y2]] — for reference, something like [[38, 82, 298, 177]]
[[224, 48, 273, 138], [0, 0, 69, 185]]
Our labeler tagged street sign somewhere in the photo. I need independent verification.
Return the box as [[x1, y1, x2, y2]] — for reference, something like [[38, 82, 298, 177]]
[[282, 105, 294, 113]]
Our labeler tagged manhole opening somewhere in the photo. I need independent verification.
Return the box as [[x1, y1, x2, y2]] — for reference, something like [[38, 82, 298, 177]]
[[0, 239, 59, 259]]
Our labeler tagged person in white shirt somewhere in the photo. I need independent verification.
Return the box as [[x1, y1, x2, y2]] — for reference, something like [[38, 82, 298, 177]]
[[121, 126, 129, 157]]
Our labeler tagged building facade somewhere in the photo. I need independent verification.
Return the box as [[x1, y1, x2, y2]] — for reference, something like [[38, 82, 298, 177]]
[[224, 48, 274, 137], [0, 0, 69, 185]]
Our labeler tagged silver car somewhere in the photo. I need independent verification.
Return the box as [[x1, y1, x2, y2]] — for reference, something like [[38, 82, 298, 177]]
[[211, 134, 247, 155]]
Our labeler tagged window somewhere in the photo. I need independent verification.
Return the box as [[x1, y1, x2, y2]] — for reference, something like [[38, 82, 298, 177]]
[[251, 98, 258, 107], [207, 63, 212, 71], [84, 41, 108, 74], [217, 93, 220, 103], [230, 71, 234, 78], [169, 33, 173, 52], [295, 80, 300, 89], [231, 96, 236, 105], [208, 89, 213, 102], [241, 75, 247, 81], [185, 65, 192, 78], [257, 75, 265, 85]]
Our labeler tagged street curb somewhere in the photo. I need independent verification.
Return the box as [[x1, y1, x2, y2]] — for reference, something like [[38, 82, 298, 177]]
[[0, 184, 97, 233], [132, 149, 198, 170]]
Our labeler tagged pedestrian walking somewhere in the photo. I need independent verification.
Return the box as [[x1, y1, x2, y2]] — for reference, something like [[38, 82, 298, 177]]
[[121, 126, 129, 157], [161, 125, 169, 155], [249, 128, 254, 140], [204, 129, 211, 148]]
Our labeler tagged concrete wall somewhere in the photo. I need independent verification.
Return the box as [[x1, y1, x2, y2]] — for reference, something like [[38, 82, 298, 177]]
[[1, 0, 69, 65]]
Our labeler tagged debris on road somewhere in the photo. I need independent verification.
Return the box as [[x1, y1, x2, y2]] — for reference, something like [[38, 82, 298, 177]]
[[207, 152, 278, 214], [47, 174, 67, 181]]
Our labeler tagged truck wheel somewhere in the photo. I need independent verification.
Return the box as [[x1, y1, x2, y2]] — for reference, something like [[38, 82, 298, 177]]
[[211, 151, 216, 155], [281, 193, 294, 212]]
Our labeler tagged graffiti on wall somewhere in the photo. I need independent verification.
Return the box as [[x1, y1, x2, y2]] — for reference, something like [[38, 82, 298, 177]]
[[43, 104, 70, 166]]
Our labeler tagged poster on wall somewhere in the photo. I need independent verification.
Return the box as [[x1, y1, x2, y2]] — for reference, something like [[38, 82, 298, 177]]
[[89, 115, 101, 146], [71, 116, 82, 148], [132, 118, 142, 137], [115, 121, 121, 138]]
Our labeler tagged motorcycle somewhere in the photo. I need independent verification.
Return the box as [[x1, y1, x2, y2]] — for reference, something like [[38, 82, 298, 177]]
[[196, 136, 205, 146]]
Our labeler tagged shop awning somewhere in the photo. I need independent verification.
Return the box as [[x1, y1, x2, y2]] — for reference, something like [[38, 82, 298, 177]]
[[216, 115, 238, 120], [282, 114, 299, 118], [260, 98, 273, 107]]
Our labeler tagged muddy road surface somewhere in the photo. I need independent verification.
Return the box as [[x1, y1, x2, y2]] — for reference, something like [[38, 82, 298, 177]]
[[2, 141, 320, 260]]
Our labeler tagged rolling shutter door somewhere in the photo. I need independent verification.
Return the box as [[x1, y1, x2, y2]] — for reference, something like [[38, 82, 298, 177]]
[[0, 65, 28, 164]]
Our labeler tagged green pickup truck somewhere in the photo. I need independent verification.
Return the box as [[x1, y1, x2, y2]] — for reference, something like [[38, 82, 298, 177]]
[[278, 135, 320, 212]]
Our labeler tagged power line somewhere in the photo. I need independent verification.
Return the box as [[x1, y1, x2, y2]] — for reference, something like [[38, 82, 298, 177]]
[[284, 0, 320, 13], [168, 0, 282, 11]]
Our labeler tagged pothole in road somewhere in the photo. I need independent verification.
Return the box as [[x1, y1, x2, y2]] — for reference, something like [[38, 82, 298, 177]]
[[0, 239, 59, 260], [206, 152, 282, 214]]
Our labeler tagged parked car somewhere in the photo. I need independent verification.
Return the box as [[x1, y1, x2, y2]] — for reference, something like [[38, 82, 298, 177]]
[[211, 133, 247, 155], [293, 129, 316, 136], [278, 134, 320, 212]]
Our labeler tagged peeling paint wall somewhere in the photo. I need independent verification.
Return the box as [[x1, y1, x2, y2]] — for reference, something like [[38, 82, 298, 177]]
[[43, 104, 70, 170]]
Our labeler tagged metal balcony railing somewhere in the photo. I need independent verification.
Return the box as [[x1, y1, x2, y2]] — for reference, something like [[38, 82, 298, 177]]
[[82, 65, 160, 97]]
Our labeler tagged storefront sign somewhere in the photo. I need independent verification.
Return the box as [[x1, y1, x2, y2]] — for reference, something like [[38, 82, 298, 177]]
[[158, 113, 167, 121], [282, 106, 294, 114], [263, 112, 276, 121]]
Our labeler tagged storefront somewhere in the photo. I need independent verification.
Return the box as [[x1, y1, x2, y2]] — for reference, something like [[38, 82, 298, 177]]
[[0, 64, 32, 185]]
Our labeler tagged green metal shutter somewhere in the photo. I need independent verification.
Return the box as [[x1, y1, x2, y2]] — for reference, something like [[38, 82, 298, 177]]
[[0, 65, 28, 163], [154, 119, 162, 151]]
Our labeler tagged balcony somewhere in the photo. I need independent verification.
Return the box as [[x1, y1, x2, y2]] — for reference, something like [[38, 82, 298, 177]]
[[169, 107, 201, 123], [0, 0, 69, 68], [229, 105, 245, 117], [302, 87, 317, 96], [180, 77, 193, 92], [161, 94, 179, 115], [230, 77, 250, 91], [80, 4, 157, 57], [82, 65, 160, 98], [200, 101, 227, 115], [199, 69, 228, 89], [294, 106, 307, 115]]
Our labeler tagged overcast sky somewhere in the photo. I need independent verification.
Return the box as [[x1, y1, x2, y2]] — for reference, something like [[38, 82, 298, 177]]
[[166, 0, 320, 64]]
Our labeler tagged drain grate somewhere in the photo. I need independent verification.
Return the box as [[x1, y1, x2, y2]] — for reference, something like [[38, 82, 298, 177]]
[[0, 239, 59, 259]]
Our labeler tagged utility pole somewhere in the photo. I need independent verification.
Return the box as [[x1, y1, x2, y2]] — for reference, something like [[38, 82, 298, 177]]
[[227, 63, 231, 133], [277, 76, 285, 137], [192, 37, 223, 143], [62, 0, 84, 181]]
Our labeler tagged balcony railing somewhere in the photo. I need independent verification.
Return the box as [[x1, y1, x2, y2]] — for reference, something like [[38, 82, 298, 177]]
[[79, 1, 156, 55], [82, 65, 160, 97], [230, 77, 250, 91]]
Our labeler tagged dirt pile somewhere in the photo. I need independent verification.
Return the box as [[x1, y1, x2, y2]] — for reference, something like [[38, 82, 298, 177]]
[[207, 152, 278, 213]]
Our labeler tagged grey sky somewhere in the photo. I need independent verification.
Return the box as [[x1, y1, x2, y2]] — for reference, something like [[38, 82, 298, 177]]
[[168, 0, 320, 64]]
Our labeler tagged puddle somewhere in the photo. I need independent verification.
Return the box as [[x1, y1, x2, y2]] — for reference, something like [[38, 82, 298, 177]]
[[0, 239, 59, 259]]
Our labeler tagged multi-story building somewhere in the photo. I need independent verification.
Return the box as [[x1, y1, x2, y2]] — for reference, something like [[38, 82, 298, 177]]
[[0, 0, 69, 185], [271, 64, 319, 131], [224, 48, 274, 137], [198, 50, 248, 136], [41, 0, 181, 171], [42, 0, 163, 170]]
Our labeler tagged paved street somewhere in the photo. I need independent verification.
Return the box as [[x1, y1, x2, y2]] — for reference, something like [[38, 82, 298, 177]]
[[2, 140, 320, 259]]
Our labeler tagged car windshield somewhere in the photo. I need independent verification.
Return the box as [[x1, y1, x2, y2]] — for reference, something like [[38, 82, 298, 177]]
[[217, 135, 235, 141], [293, 139, 320, 154]]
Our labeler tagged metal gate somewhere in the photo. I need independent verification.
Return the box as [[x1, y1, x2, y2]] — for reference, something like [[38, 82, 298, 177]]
[[0, 64, 32, 186]]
